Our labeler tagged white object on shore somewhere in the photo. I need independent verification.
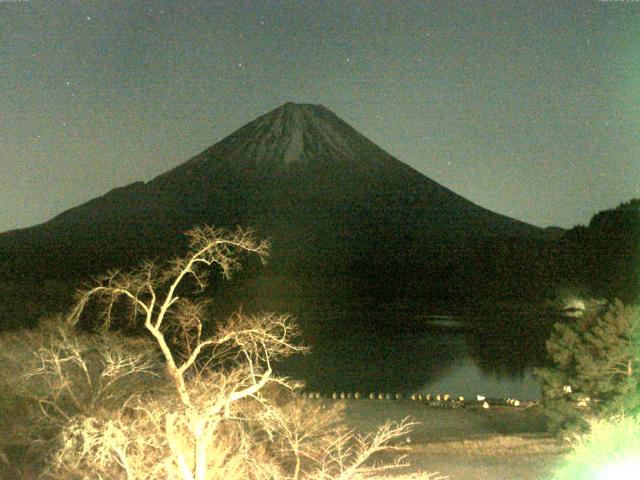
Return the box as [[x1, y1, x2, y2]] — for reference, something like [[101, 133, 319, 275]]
[[482, 401, 490, 409], [577, 396, 591, 407]]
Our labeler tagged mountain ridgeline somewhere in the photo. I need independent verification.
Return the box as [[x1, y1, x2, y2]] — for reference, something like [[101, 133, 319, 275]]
[[0, 103, 560, 325]]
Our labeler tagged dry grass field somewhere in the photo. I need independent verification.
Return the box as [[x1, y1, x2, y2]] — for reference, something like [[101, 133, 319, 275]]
[[336, 399, 569, 480]]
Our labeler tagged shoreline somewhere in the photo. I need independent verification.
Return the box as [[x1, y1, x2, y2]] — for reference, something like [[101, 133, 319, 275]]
[[334, 399, 567, 480]]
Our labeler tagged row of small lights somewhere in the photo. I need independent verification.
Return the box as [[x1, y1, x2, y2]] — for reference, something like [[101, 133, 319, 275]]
[[295, 391, 523, 408]]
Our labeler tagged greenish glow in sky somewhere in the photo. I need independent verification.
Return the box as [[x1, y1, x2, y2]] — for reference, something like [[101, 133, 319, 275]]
[[1, 0, 638, 232]]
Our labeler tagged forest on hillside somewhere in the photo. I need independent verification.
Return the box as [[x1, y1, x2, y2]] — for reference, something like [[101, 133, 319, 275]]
[[0, 198, 638, 331], [553, 198, 639, 305]]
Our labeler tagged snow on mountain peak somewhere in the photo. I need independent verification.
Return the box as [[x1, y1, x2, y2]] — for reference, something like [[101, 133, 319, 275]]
[[169, 102, 398, 181], [256, 103, 353, 164], [230, 102, 359, 166]]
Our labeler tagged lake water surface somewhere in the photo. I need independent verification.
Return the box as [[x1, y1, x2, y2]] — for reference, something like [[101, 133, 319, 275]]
[[278, 307, 557, 400]]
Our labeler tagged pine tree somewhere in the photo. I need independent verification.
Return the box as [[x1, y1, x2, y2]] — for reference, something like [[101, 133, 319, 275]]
[[535, 300, 640, 435]]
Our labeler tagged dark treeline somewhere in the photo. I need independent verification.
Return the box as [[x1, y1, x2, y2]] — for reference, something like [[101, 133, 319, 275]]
[[0, 199, 638, 331], [552, 198, 640, 305]]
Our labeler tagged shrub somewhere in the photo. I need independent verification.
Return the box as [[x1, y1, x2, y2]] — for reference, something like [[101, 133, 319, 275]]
[[552, 414, 640, 480], [0, 316, 163, 475]]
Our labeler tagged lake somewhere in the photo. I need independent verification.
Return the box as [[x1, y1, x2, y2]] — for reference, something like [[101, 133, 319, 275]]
[[277, 306, 558, 400]]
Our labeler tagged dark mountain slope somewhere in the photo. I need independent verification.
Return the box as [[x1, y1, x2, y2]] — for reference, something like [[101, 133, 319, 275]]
[[0, 103, 548, 316]]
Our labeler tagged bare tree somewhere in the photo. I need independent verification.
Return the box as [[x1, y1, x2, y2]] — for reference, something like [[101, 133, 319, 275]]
[[67, 226, 274, 406], [7, 225, 444, 480], [0, 315, 161, 474]]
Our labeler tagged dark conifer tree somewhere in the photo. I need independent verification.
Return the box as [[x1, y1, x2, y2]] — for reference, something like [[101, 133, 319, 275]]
[[536, 300, 640, 434]]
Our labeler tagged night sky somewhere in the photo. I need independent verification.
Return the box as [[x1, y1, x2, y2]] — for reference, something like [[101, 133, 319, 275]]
[[1, 0, 638, 233]]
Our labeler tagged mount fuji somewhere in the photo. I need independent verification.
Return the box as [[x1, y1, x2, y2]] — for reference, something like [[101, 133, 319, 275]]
[[0, 103, 547, 310]]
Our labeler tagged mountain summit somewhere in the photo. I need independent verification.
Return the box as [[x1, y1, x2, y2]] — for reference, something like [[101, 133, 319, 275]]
[[187, 102, 364, 167], [151, 101, 538, 245], [0, 103, 542, 305], [174, 102, 399, 171], [158, 101, 432, 183]]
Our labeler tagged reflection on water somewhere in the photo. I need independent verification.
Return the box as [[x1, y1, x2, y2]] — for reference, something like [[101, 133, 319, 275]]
[[277, 306, 556, 399], [421, 356, 541, 399]]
